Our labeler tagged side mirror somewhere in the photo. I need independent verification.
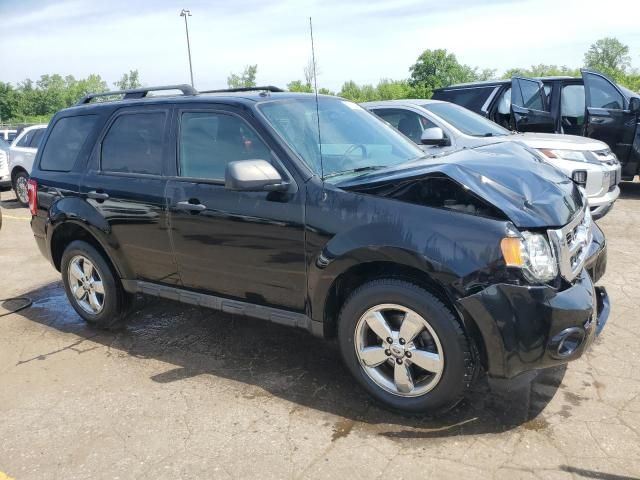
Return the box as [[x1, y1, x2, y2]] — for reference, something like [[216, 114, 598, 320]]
[[225, 159, 288, 192], [420, 127, 448, 146], [629, 97, 640, 114]]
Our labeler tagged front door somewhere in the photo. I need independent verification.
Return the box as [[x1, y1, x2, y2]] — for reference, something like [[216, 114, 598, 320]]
[[582, 69, 637, 177], [510, 77, 555, 133], [167, 108, 307, 311]]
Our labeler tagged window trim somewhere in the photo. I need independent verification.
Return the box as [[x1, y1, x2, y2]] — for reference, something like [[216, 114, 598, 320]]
[[98, 107, 169, 178], [174, 107, 290, 185]]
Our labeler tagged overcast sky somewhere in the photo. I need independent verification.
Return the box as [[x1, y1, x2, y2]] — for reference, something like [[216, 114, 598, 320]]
[[1, 0, 639, 92]]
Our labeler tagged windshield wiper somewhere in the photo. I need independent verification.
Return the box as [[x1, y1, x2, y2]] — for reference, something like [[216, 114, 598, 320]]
[[323, 165, 387, 180]]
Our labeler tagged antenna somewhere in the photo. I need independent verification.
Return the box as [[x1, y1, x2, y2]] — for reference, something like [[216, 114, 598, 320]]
[[309, 16, 323, 179]]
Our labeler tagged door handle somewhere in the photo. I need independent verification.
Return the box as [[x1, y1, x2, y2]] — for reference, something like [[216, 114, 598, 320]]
[[176, 201, 207, 212], [591, 117, 606, 124], [87, 190, 109, 200]]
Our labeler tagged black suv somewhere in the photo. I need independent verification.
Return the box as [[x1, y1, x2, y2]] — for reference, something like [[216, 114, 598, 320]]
[[432, 70, 640, 180], [28, 85, 609, 413]]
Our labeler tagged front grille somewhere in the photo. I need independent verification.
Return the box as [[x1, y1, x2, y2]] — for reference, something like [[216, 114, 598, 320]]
[[548, 208, 592, 282]]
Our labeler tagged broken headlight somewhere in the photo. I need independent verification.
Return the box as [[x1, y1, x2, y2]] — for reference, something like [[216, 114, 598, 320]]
[[501, 232, 558, 282]]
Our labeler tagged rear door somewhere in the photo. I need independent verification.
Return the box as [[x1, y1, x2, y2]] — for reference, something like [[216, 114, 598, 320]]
[[80, 107, 179, 285], [582, 69, 636, 174], [166, 106, 307, 311], [510, 77, 555, 132]]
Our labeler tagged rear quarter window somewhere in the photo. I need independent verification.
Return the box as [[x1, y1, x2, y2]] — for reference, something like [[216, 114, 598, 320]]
[[432, 86, 497, 113], [40, 115, 99, 171]]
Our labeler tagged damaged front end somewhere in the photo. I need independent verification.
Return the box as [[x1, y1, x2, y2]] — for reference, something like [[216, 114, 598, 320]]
[[337, 142, 610, 381]]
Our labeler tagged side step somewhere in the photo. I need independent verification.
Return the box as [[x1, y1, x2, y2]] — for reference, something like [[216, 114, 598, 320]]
[[122, 280, 317, 333]]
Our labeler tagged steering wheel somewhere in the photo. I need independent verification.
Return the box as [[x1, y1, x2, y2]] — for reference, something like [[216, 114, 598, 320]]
[[338, 144, 368, 167]]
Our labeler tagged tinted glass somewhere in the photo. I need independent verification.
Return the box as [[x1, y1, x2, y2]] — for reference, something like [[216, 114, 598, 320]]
[[588, 75, 624, 110], [433, 86, 496, 112], [102, 112, 165, 175], [373, 108, 436, 144], [516, 79, 545, 110], [259, 97, 423, 181], [422, 102, 509, 137], [40, 116, 98, 171], [179, 112, 271, 180], [561, 85, 585, 118], [29, 128, 45, 149], [16, 130, 34, 148]]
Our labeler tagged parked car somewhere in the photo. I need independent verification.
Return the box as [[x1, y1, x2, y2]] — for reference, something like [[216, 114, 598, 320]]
[[9, 124, 48, 205], [28, 85, 609, 413], [363, 99, 621, 219], [0, 129, 18, 143], [0, 138, 11, 190], [432, 70, 640, 180]]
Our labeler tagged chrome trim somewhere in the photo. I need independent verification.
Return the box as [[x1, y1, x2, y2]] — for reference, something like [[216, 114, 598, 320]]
[[547, 207, 592, 282]]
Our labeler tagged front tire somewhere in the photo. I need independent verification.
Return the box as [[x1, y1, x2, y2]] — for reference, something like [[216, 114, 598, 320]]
[[61, 240, 132, 329], [13, 171, 29, 207], [338, 279, 475, 414]]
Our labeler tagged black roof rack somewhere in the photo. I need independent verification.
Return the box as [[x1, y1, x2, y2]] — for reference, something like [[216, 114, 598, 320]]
[[199, 86, 284, 94], [75, 84, 198, 105]]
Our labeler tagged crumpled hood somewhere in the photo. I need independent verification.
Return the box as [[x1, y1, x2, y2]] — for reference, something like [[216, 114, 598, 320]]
[[337, 142, 584, 229]]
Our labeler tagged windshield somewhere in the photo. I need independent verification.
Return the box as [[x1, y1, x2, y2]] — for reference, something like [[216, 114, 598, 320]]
[[422, 102, 510, 137], [258, 96, 424, 181]]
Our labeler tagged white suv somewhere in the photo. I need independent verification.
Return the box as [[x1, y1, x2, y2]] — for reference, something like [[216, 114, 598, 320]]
[[0, 138, 11, 190], [9, 124, 47, 206], [364, 100, 621, 219]]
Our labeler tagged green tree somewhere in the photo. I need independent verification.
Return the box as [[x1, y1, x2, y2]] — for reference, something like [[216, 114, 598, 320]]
[[227, 65, 257, 88], [0, 82, 18, 121], [409, 49, 480, 97], [287, 80, 313, 93], [114, 69, 142, 90], [584, 37, 631, 79], [376, 79, 413, 100], [503, 64, 580, 79]]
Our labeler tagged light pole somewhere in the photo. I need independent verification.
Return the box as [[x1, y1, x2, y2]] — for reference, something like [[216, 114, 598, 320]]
[[180, 9, 194, 87]]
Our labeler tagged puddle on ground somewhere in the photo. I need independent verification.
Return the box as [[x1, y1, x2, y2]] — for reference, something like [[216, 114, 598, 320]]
[[332, 418, 354, 441]]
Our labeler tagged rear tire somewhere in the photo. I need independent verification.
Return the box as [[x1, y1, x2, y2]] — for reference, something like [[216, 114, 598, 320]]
[[13, 171, 29, 207], [337, 279, 475, 414], [61, 240, 132, 329]]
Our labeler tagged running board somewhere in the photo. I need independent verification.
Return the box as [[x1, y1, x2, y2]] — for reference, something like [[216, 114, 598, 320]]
[[122, 280, 318, 334]]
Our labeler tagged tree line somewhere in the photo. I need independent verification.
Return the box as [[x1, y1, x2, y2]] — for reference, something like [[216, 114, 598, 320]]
[[1, 37, 638, 124]]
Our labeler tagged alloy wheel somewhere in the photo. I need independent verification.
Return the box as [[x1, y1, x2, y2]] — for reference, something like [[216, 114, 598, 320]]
[[354, 303, 444, 397], [15, 176, 28, 205], [67, 255, 105, 314]]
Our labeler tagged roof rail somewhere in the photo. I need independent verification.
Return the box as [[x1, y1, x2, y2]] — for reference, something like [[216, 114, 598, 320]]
[[199, 86, 284, 94], [75, 84, 198, 105]]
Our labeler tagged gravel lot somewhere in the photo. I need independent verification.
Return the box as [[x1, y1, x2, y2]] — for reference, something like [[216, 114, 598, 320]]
[[1, 184, 639, 480]]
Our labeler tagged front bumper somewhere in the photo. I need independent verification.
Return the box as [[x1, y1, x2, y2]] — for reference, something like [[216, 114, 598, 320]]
[[458, 231, 609, 380], [589, 186, 619, 220]]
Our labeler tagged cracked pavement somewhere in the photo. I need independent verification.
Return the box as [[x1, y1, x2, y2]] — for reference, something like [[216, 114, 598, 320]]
[[1, 184, 639, 480]]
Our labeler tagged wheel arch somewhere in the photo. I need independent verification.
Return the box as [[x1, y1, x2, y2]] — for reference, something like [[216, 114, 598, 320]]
[[49, 220, 127, 281], [10, 165, 28, 184], [315, 255, 488, 372]]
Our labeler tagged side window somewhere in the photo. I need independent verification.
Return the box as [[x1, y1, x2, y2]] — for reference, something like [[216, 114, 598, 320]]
[[373, 108, 435, 144], [435, 87, 495, 113], [514, 79, 545, 111], [29, 128, 46, 149], [40, 115, 98, 172], [493, 88, 512, 128], [16, 130, 34, 148], [561, 84, 586, 132], [102, 112, 165, 175], [587, 75, 624, 110], [179, 112, 272, 180]]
